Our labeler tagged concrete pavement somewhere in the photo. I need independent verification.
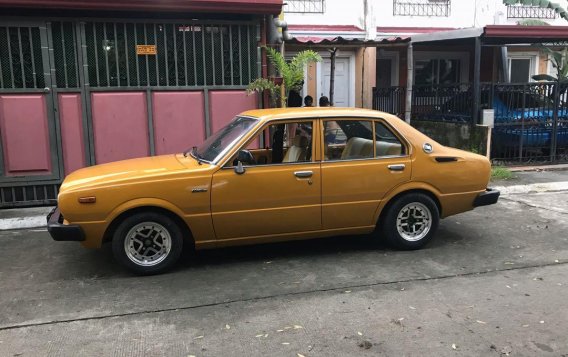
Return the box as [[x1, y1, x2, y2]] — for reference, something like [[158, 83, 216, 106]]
[[0, 171, 567, 355]]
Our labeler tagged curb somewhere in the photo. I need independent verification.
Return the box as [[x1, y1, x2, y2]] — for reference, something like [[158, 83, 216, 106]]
[[493, 181, 568, 195], [508, 164, 568, 172], [0, 217, 47, 231]]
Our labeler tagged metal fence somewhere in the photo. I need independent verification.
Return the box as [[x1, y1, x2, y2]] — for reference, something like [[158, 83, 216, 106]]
[[411, 83, 472, 123], [372, 82, 568, 163], [284, 0, 325, 13], [393, 0, 450, 17], [487, 82, 568, 163], [507, 5, 557, 19], [372, 86, 405, 118]]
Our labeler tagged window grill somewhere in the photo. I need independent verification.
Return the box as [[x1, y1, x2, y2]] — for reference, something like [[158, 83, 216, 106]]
[[507, 5, 557, 19], [51, 22, 80, 88], [0, 26, 44, 89], [285, 0, 325, 13], [83, 22, 257, 88], [393, 0, 450, 17]]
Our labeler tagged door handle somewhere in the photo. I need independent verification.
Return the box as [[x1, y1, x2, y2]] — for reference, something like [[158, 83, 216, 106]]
[[294, 170, 313, 178], [388, 164, 406, 171]]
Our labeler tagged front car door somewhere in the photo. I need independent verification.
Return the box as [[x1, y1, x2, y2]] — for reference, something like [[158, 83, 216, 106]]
[[321, 117, 411, 230], [211, 119, 321, 240]]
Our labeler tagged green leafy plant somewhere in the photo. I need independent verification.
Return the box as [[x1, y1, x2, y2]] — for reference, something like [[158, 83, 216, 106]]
[[532, 47, 568, 83], [491, 166, 515, 180], [247, 47, 322, 107], [246, 78, 280, 107]]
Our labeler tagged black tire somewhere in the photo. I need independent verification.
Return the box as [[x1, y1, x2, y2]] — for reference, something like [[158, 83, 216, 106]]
[[111, 212, 184, 275], [380, 193, 439, 250]]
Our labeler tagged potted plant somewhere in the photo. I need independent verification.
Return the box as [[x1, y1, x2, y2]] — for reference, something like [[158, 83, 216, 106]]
[[247, 47, 321, 107]]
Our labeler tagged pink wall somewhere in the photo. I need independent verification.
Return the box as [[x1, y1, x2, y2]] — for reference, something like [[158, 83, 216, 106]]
[[91, 92, 149, 164], [0, 95, 52, 175], [209, 90, 258, 133], [152, 91, 205, 155], [58, 93, 86, 175]]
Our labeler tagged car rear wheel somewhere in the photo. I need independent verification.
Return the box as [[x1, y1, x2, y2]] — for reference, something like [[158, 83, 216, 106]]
[[112, 212, 183, 275], [381, 193, 439, 250]]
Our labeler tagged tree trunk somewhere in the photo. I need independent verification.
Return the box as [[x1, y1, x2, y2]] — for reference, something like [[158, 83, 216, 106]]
[[329, 48, 337, 106]]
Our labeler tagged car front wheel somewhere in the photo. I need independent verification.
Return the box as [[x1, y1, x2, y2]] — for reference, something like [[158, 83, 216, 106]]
[[112, 212, 183, 275], [381, 193, 439, 250]]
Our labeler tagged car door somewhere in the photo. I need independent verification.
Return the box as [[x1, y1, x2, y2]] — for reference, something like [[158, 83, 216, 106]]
[[211, 119, 322, 240], [321, 118, 411, 230]]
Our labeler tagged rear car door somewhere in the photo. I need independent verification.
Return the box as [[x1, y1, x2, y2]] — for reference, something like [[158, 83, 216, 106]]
[[321, 118, 411, 229]]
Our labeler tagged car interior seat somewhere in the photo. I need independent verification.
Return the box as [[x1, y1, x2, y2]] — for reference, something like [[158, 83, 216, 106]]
[[376, 141, 403, 156], [283, 136, 309, 162], [340, 137, 374, 159]]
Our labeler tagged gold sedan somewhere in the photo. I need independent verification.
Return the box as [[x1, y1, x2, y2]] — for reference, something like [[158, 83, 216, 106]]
[[47, 108, 499, 274]]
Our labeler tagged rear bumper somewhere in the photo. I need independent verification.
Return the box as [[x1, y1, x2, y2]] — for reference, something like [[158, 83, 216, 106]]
[[46, 207, 85, 241], [473, 188, 500, 207]]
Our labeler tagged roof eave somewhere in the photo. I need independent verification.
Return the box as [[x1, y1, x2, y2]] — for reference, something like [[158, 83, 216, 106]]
[[0, 0, 283, 15]]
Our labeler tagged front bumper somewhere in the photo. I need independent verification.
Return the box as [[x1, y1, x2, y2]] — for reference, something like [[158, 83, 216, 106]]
[[473, 188, 500, 207], [46, 207, 85, 241]]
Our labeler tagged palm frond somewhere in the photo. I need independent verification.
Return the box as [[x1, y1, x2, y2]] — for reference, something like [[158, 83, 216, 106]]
[[247, 78, 280, 96]]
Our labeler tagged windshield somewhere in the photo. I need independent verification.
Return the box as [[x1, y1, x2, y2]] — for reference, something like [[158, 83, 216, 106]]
[[191, 116, 258, 163]]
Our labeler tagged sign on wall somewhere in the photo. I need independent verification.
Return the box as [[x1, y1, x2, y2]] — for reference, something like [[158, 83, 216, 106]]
[[136, 45, 157, 55]]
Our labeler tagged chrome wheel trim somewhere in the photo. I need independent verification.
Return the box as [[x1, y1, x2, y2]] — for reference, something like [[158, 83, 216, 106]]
[[124, 222, 172, 267], [396, 202, 432, 242]]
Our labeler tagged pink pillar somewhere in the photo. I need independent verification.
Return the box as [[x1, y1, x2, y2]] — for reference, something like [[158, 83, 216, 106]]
[[58, 93, 86, 175]]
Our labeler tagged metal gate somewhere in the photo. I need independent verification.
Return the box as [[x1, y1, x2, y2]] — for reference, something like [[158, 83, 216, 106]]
[[0, 18, 260, 208], [0, 21, 61, 206]]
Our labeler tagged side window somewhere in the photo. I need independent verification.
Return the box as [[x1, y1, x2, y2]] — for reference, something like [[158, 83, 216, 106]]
[[230, 121, 313, 166], [375, 121, 405, 157], [324, 120, 374, 160]]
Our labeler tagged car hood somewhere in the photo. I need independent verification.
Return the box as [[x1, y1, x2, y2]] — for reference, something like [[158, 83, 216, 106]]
[[60, 154, 206, 192]]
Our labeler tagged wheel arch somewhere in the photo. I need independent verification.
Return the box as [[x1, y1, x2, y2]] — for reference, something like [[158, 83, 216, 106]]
[[374, 184, 442, 227], [102, 200, 194, 247]]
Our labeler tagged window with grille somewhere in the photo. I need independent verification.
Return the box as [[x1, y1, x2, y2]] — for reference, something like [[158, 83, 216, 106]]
[[507, 5, 557, 19], [51, 22, 80, 88], [82, 22, 257, 88], [415, 59, 461, 85], [393, 0, 450, 17], [0, 26, 45, 89], [285, 0, 325, 13]]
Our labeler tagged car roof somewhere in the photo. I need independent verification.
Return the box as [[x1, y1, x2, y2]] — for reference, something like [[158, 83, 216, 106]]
[[240, 107, 396, 122]]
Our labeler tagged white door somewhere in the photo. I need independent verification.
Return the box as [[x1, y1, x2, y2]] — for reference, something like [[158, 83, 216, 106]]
[[321, 58, 350, 107]]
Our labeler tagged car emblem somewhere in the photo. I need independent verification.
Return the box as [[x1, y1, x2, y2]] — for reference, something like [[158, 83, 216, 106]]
[[423, 143, 433, 153], [191, 187, 208, 193]]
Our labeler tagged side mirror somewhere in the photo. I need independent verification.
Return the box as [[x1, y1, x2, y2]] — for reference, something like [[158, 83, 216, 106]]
[[234, 161, 246, 175]]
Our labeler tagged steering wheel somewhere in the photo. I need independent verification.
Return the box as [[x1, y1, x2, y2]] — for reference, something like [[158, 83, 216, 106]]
[[235, 149, 256, 165]]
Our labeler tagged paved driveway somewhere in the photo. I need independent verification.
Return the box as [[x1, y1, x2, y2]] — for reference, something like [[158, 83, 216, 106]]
[[0, 187, 567, 356]]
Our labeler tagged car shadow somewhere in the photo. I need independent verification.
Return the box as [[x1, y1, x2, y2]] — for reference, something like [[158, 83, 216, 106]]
[[59, 222, 465, 279], [177, 233, 386, 269], [174, 224, 466, 272]]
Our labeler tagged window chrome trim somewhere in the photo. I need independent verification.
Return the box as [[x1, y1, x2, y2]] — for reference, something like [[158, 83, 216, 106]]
[[222, 160, 318, 170], [321, 154, 409, 164]]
